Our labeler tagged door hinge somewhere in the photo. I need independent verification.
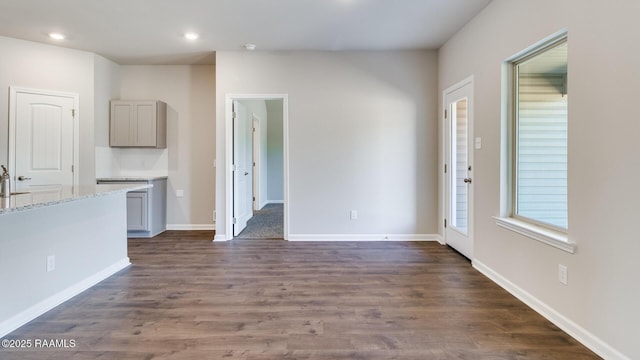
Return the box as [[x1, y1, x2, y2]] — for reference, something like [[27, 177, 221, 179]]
[[71, 109, 76, 117], [71, 165, 74, 173], [444, 108, 448, 119], [233, 217, 237, 224], [232, 111, 237, 119], [253, 196, 255, 202], [444, 164, 447, 173], [444, 219, 447, 228]]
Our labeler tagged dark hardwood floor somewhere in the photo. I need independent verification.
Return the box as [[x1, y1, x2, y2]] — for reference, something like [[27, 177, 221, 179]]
[[2, 231, 599, 359]]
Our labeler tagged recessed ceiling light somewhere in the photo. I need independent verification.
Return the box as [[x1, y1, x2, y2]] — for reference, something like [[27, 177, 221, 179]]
[[244, 43, 256, 51], [49, 33, 65, 40], [184, 32, 199, 40]]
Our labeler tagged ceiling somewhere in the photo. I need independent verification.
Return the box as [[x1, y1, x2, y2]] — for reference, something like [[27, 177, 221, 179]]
[[0, 0, 492, 65]]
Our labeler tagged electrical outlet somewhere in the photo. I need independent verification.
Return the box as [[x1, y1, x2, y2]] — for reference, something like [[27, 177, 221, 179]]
[[558, 264, 568, 285], [350, 210, 358, 220], [176, 189, 184, 197], [46, 255, 55, 272]]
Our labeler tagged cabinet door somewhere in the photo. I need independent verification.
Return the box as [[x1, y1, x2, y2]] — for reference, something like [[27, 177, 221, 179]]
[[126, 191, 149, 231], [134, 102, 157, 147], [110, 102, 133, 146]]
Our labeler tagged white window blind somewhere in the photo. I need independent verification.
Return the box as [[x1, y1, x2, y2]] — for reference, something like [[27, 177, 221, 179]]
[[515, 64, 568, 229]]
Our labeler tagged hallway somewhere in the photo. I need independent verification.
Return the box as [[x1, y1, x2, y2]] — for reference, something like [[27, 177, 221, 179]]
[[236, 203, 284, 239]]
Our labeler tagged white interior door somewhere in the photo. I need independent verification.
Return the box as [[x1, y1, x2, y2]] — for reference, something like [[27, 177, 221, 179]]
[[232, 100, 254, 236], [444, 79, 474, 259], [12, 90, 76, 188]]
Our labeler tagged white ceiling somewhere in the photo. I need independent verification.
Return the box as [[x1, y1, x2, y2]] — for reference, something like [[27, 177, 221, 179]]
[[0, 0, 492, 65]]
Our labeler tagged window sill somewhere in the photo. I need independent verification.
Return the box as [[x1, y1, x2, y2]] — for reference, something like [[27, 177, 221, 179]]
[[493, 216, 576, 254]]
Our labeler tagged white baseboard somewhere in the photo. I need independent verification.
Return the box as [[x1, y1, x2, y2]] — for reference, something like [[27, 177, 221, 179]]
[[287, 234, 441, 242], [473, 260, 630, 360], [434, 234, 444, 244], [213, 234, 229, 242], [166, 224, 215, 231], [0, 258, 130, 338]]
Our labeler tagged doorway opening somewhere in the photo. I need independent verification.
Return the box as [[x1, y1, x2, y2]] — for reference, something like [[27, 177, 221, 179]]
[[226, 95, 288, 240]]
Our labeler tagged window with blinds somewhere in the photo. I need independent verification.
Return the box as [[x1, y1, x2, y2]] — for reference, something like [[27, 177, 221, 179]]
[[513, 38, 568, 230]]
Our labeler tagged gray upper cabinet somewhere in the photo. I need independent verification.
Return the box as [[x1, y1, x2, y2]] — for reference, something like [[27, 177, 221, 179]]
[[110, 100, 167, 148]]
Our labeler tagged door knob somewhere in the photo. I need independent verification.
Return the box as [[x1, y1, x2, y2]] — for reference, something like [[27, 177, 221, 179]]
[[463, 178, 472, 184], [18, 176, 32, 181]]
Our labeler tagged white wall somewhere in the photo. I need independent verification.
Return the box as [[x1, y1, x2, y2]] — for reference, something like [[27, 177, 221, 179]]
[[216, 51, 438, 239], [266, 99, 284, 203], [0, 192, 129, 336], [94, 55, 121, 177], [0, 36, 96, 185], [96, 65, 216, 229], [439, 1, 640, 358]]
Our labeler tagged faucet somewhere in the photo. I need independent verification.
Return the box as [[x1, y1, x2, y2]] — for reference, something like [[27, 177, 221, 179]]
[[1, 165, 10, 198]]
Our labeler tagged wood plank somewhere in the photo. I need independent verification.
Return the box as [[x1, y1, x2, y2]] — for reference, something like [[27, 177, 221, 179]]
[[1, 232, 599, 359]]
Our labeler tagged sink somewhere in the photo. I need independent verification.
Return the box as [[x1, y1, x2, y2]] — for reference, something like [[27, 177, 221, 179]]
[[10, 192, 30, 195]]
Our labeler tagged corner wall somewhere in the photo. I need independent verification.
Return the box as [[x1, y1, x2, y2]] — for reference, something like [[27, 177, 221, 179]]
[[216, 51, 439, 240], [96, 65, 216, 229], [0, 36, 96, 185], [438, 1, 640, 358]]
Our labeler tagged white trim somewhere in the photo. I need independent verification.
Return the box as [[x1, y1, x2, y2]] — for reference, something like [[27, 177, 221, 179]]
[[224, 94, 290, 242], [287, 234, 441, 242], [252, 114, 262, 211], [266, 200, 284, 204], [166, 224, 215, 231], [499, 30, 571, 251], [0, 258, 130, 338], [213, 234, 229, 242], [8, 87, 80, 188], [494, 216, 575, 253], [473, 260, 630, 360]]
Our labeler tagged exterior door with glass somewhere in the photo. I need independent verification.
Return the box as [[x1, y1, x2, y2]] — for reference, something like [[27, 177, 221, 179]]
[[444, 78, 474, 259]]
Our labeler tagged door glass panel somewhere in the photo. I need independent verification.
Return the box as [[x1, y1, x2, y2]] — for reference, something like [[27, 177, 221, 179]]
[[451, 98, 468, 233]]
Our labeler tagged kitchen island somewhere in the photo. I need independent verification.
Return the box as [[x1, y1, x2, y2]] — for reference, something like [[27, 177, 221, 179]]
[[0, 183, 150, 337]]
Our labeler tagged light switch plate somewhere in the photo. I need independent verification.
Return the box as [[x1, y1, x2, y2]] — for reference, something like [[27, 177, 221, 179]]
[[475, 137, 482, 149], [559, 264, 568, 285]]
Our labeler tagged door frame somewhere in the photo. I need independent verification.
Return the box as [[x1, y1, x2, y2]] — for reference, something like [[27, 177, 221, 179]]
[[442, 76, 474, 259], [252, 114, 262, 211], [8, 87, 80, 187], [223, 94, 289, 241]]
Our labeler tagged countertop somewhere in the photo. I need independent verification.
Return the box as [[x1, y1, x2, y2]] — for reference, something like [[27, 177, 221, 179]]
[[0, 183, 152, 215], [96, 176, 168, 182]]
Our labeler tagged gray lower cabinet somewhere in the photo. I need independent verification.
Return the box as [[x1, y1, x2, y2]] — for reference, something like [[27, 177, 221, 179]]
[[126, 191, 148, 231], [97, 177, 167, 238]]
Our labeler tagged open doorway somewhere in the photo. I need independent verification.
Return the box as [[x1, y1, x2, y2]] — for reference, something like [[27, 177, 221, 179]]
[[230, 96, 287, 240]]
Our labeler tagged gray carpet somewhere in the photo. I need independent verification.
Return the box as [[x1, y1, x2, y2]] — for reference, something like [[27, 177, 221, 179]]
[[236, 203, 284, 239]]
